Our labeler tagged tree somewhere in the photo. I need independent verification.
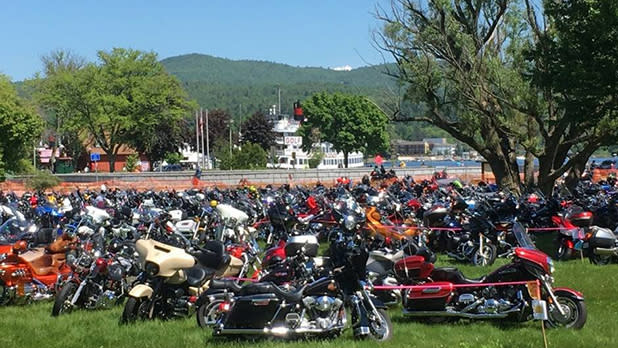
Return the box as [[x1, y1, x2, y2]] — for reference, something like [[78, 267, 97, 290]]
[[0, 75, 43, 178], [298, 92, 390, 168], [524, 0, 618, 191], [36, 48, 192, 172], [376, 0, 618, 193], [31, 49, 86, 172], [216, 142, 267, 170], [241, 111, 276, 150]]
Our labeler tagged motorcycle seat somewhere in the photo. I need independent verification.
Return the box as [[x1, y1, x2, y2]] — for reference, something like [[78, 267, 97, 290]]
[[209, 278, 243, 293], [239, 282, 306, 302], [431, 267, 485, 284], [185, 264, 216, 287], [20, 249, 56, 276]]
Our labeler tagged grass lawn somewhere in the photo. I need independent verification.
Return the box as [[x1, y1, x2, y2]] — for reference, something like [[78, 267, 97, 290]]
[[2, 236, 617, 348]]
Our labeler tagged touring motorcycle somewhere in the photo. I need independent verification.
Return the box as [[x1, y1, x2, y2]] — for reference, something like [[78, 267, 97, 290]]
[[394, 222, 586, 329]]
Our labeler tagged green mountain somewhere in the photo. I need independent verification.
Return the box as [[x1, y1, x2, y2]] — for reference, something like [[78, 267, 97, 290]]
[[160, 53, 398, 116]]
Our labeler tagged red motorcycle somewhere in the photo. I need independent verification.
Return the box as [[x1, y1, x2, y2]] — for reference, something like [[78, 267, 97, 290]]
[[392, 222, 586, 329], [0, 235, 74, 305], [553, 205, 593, 260]]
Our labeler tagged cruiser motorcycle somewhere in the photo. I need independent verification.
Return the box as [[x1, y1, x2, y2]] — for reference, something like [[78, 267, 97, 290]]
[[204, 202, 393, 341]]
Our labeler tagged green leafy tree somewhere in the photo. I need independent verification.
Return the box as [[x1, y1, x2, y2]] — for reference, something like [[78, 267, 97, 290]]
[[216, 142, 267, 170], [241, 111, 276, 150], [298, 92, 390, 168], [37, 48, 192, 172], [31, 49, 86, 172], [0, 75, 43, 178], [164, 152, 184, 165], [377, 0, 618, 193]]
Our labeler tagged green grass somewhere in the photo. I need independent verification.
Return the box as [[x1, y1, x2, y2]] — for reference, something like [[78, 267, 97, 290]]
[[2, 250, 617, 348]]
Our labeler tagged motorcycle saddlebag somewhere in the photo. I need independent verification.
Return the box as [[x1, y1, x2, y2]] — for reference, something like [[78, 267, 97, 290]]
[[394, 255, 434, 281], [404, 282, 453, 311], [589, 226, 616, 249], [222, 294, 288, 329]]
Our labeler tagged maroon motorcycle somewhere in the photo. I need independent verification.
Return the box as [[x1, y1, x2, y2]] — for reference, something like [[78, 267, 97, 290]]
[[392, 222, 586, 329]]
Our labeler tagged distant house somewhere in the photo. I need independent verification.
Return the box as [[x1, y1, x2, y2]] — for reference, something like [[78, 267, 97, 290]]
[[423, 138, 456, 156], [391, 139, 430, 156], [87, 144, 149, 172]]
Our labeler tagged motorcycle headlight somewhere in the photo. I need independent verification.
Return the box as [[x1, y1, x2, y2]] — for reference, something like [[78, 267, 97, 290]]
[[28, 224, 38, 233], [344, 215, 356, 231], [0, 253, 6, 262], [145, 261, 159, 277], [546, 257, 555, 274]]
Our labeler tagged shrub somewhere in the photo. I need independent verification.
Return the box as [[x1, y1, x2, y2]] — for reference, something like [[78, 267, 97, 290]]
[[26, 170, 61, 191], [125, 154, 139, 172]]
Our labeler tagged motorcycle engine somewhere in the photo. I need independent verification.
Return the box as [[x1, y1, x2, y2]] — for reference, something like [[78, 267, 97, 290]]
[[302, 296, 343, 329]]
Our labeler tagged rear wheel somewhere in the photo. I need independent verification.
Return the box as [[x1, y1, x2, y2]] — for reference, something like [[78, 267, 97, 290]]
[[589, 253, 612, 265], [196, 298, 224, 328], [472, 244, 497, 266], [51, 282, 78, 316], [546, 293, 587, 329]]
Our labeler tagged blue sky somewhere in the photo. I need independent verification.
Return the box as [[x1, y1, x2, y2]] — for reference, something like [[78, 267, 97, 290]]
[[1, 0, 391, 81]]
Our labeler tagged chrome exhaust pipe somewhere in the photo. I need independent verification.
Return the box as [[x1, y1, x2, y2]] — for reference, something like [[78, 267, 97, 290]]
[[402, 309, 510, 319], [214, 325, 345, 336], [594, 247, 618, 256]]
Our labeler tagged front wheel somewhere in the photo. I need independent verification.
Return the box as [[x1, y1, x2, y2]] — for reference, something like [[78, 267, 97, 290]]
[[546, 293, 587, 329], [51, 282, 78, 316], [472, 244, 497, 266], [121, 297, 152, 324], [555, 240, 573, 261], [367, 308, 393, 341]]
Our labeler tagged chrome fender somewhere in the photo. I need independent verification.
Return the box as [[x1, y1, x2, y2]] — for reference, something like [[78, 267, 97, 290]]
[[128, 284, 153, 299]]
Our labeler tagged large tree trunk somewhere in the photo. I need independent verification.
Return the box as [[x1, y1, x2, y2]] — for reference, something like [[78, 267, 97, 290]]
[[485, 153, 522, 193], [107, 153, 116, 173], [344, 151, 348, 168], [524, 150, 536, 190]]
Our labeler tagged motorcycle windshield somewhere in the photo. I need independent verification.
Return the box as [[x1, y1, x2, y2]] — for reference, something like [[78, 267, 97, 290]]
[[512, 222, 536, 249]]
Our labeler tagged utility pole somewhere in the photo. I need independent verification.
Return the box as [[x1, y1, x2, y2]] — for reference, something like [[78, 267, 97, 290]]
[[200, 108, 205, 170], [205, 109, 210, 169], [195, 109, 200, 170], [238, 104, 242, 140], [278, 87, 281, 114], [229, 119, 234, 171]]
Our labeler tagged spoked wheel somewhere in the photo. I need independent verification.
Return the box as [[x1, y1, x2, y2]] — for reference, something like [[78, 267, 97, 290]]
[[51, 282, 78, 316], [589, 253, 612, 265], [196, 298, 225, 328], [546, 292, 587, 329], [472, 244, 497, 266], [367, 308, 393, 341]]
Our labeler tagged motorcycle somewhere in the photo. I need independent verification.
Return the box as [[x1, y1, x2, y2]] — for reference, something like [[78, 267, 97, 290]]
[[395, 222, 587, 329], [203, 204, 393, 341], [51, 240, 132, 316], [0, 234, 74, 305], [120, 234, 241, 323]]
